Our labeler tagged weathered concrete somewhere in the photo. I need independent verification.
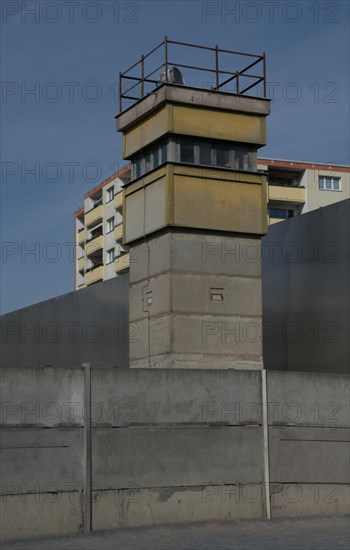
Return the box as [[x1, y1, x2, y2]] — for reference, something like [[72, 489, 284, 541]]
[[129, 314, 263, 369], [129, 231, 263, 369], [91, 368, 261, 427], [0, 492, 83, 541], [0, 428, 85, 495], [130, 273, 262, 320], [130, 232, 262, 284], [92, 484, 264, 531], [0, 367, 84, 427], [267, 371, 350, 427], [92, 426, 263, 489], [1, 367, 349, 541], [270, 483, 350, 518], [116, 83, 270, 132], [268, 426, 350, 483]]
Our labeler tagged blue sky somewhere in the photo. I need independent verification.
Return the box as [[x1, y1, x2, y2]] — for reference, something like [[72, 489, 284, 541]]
[[1, 0, 349, 313]]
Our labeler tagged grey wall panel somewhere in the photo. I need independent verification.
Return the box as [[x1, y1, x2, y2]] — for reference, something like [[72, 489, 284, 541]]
[[262, 199, 350, 374], [0, 428, 84, 494], [0, 275, 129, 368], [92, 426, 263, 489], [269, 426, 350, 483], [91, 368, 262, 426], [267, 371, 350, 427], [0, 367, 85, 427]]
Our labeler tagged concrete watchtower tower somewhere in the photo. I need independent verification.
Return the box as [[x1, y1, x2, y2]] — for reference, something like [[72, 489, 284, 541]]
[[116, 38, 270, 369]]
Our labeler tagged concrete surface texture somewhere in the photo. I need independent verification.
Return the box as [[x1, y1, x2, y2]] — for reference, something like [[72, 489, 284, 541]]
[[2, 516, 349, 550], [1, 367, 349, 541], [129, 231, 264, 369]]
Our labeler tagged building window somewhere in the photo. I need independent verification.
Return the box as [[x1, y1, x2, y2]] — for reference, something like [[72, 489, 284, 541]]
[[106, 217, 115, 233], [269, 208, 294, 219], [319, 176, 341, 191], [106, 187, 115, 202], [107, 248, 115, 264]]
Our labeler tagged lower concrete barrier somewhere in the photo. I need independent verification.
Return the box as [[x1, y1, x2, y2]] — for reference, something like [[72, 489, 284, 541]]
[[0, 367, 349, 541]]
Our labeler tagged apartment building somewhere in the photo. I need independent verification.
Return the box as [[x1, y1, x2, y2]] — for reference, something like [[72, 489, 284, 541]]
[[260, 158, 349, 224], [75, 165, 131, 289], [75, 158, 349, 289]]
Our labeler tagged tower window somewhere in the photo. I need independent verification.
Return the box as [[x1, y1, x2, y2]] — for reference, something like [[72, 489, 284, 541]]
[[180, 141, 195, 164], [199, 142, 212, 165]]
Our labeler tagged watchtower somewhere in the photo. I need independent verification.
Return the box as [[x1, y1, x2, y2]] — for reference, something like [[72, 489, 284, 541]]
[[116, 38, 270, 369]]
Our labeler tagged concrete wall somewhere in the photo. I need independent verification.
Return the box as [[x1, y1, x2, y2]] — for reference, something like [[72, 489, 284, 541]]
[[262, 199, 350, 374], [0, 275, 129, 368], [266, 370, 350, 517], [1, 367, 348, 541]]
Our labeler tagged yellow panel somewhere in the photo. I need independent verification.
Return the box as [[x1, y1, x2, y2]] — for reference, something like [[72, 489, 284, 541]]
[[114, 191, 123, 209], [145, 178, 167, 235], [269, 217, 284, 225], [124, 166, 167, 195], [77, 256, 85, 272], [115, 253, 130, 273], [86, 235, 104, 256], [173, 164, 266, 185], [125, 177, 167, 242], [173, 174, 267, 235], [85, 205, 103, 227], [114, 224, 123, 241], [173, 105, 266, 145], [123, 106, 169, 158], [77, 229, 85, 245], [85, 266, 104, 285], [268, 185, 306, 203]]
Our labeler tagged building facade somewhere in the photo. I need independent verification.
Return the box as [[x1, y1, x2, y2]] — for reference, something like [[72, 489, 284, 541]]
[[260, 158, 349, 224], [75, 165, 131, 289], [75, 159, 349, 289]]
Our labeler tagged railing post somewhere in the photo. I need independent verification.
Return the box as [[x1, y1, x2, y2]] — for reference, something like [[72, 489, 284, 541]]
[[236, 71, 239, 94], [215, 45, 219, 90], [119, 71, 122, 112], [141, 55, 145, 98], [164, 35, 168, 81], [263, 52, 267, 97]]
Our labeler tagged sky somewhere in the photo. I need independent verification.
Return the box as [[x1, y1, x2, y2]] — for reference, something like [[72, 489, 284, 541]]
[[1, 0, 349, 314]]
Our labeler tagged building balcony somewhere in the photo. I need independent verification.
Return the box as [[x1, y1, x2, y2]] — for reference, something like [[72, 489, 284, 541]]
[[77, 256, 85, 272], [77, 228, 85, 245], [115, 252, 130, 273], [268, 185, 306, 204], [85, 204, 104, 227], [114, 191, 123, 210], [114, 223, 123, 241], [85, 265, 104, 286], [86, 234, 104, 257]]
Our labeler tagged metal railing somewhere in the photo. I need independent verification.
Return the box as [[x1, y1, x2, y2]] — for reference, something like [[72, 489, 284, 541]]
[[119, 37, 266, 112]]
